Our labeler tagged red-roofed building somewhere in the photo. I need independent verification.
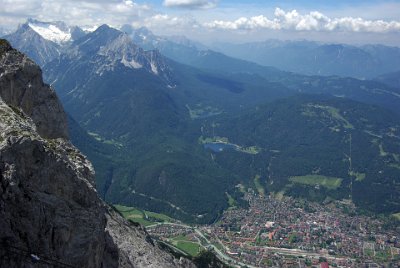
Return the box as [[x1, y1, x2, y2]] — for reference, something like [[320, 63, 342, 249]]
[[320, 262, 329, 268]]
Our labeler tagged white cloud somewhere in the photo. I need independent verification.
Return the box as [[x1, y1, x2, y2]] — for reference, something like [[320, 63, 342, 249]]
[[0, 0, 152, 29], [142, 13, 200, 35], [0, 0, 201, 36], [204, 7, 400, 33], [204, 16, 279, 30], [0, 0, 42, 15], [163, 0, 217, 9], [145, 14, 184, 27], [0, 1, 399, 45]]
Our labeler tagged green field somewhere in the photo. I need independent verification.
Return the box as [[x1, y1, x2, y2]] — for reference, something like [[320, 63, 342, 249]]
[[88, 131, 123, 148], [374, 249, 392, 263], [114, 205, 153, 226], [237, 145, 261, 154], [176, 241, 201, 256], [236, 184, 246, 194], [303, 104, 354, 129], [170, 235, 202, 257], [198, 135, 230, 144], [254, 175, 265, 196], [226, 192, 237, 208], [393, 213, 400, 221], [114, 204, 175, 226], [379, 144, 388, 157], [389, 163, 400, 170], [349, 171, 366, 181], [289, 175, 343, 190], [186, 104, 222, 119]]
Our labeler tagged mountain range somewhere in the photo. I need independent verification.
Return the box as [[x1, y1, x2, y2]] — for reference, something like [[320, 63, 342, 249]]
[[4, 19, 86, 66], [212, 40, 400, 79], [375, 70, 400, 90], [4, 19, 400, 223]]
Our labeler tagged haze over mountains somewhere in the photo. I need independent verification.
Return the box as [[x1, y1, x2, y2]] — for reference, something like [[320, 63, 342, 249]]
[[212, 40, 400, 79], [375, 70, 400, 90], [4, 19, 400, 224]]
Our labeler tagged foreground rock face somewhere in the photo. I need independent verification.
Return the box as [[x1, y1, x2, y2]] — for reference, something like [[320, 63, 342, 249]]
[[0, 39, 68, 140], [0, 39, 192, 268]]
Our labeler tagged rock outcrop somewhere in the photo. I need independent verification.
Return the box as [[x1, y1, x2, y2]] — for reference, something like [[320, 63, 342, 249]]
[[0, 39, 68, 140], [0, 39, 192, 268]]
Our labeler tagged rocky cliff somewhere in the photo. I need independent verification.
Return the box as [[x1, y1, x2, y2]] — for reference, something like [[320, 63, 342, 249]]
[[0, 39, 192, 268]]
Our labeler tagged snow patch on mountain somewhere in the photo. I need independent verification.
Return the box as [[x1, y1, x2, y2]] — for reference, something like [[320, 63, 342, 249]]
[[28, 22, 71, 44], [150, 61, 159, 75], [81, 25, 99, 33]]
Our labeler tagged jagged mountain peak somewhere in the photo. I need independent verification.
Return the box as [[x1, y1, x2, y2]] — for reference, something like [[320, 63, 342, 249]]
[[96, 23, 119, 33], [4, 19, 87, 66], [96, 31, 143, 53], [70, 25, 86, 40], [72, 24, 125, 55], [25, 18, 79, 44], [4, 23, 61, 66], [121, 25, 161, 50], [121, 25, 154, 37], [68, 25, 174, 84], [122, 25, 207, 51], [131, 26, 158, 41]]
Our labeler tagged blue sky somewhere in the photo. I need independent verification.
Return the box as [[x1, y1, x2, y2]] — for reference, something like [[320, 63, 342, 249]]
[[0, 0, 399, 45], [140, 0, 400, 19]]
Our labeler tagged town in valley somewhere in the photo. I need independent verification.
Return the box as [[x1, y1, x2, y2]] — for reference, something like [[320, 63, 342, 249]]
[[117, 188, 400, 268]]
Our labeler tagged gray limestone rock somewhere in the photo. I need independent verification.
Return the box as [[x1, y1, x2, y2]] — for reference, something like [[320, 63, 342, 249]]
[[0, 39, 193, 268], [0, 39, 68, 140]]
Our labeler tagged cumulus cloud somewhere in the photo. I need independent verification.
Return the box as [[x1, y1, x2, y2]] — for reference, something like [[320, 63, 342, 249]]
[[0, 0, 203, 36], [204, 7, 400, 33], [0, 0, 152, 29], [204, 16, 279, 31], [141, 13, 200, 35], [0, 1, 399, 45], [163, 0, 217, 9], [145, 14, 186, 27]]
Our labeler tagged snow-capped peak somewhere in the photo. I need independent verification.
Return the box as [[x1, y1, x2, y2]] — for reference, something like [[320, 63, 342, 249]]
[[27, 19, 72, 44], [81, 25, 99, 33]]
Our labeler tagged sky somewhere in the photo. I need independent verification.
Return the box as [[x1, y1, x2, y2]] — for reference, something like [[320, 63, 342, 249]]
[[0, 0, 400, 46]]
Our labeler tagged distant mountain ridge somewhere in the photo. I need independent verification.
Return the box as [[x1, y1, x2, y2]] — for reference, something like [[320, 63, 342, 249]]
[[4, 19, 86, 66], [121, 25, 207, 52], [116, 27, 400, 117], [374, 70, 400, 90], [4, 23, 61, 66], [25, 18, 86, 44], [212, 40, 400, 79], [65, 24, 174, 84]]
